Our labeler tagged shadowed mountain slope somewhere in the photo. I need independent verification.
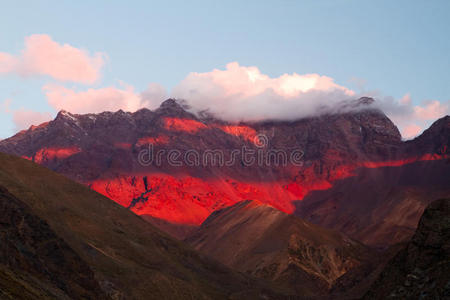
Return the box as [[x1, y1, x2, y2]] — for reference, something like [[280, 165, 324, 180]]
[[0, 186, 106, 299], [295, 159, 450, 247]]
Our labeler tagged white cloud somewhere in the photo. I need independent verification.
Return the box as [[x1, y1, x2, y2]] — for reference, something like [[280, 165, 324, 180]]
[[402, 124, 422, 139], [172, 62, 355, 121], [42, 82, 166, 114], [43, 83, 148, 114], [0, 34, 105, 84], [1, 99, 52, 132], [140, 82, 168, 109], [170, 63, 449, 139], [413, 100, 448, 121]]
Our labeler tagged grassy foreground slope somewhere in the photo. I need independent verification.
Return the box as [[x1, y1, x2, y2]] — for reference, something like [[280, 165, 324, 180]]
[[0, 152, 282, 299]]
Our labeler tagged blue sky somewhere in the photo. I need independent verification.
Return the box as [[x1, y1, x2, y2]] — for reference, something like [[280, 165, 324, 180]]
[[0, 0, 449, 138]]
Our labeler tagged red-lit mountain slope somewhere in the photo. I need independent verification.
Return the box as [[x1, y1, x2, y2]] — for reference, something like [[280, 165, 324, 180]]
[[0, 98, 448, 241], [186, 200, 373, 297]]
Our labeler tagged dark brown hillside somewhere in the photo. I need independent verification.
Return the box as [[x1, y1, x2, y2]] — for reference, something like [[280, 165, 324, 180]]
[[0, 186, 106, 299], [295, 159, 450, 247], [186, 200, 373, 297]]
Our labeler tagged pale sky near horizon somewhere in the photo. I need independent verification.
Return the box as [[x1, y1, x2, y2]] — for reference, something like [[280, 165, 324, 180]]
[[0, 0, 449, 139]]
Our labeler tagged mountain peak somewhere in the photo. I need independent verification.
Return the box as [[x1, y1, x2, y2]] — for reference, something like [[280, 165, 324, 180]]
[[327, 96, 378, 116], [357, 96, 375, 105], [344, 96, 376, 110], [57, 109, 71, 116], [430, 115, 450, 128], [160, 98, 180, 108], [56, 110, 77, 121], [155, 98, 196, 118], [406, 114, 449, 151]]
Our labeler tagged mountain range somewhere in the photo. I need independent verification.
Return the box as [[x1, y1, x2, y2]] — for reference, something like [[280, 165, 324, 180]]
[[0, 97, 449, 298], [0, 98, 448, 242]]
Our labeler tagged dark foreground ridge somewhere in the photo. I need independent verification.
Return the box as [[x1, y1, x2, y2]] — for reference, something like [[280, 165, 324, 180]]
[[0, 186, 106, 299]]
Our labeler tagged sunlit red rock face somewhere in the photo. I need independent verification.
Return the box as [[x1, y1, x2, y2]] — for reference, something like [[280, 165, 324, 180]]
[[89, 174, 299, 225], [34, 146, 81, 164], [0, 99, 448, 241]]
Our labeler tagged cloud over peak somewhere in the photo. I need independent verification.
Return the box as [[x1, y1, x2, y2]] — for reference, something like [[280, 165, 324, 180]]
[[38, 61, 448, 141], [172, 62, 355, 121], [0, 34, 105, 84]]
